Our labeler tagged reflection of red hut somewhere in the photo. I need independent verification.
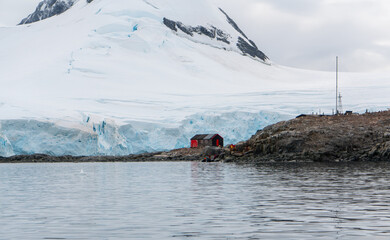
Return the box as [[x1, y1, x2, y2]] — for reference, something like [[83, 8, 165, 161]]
[[191, 134, 224, 148]]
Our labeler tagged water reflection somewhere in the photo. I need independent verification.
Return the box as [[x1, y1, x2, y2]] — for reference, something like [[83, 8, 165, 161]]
[[245, 162, 390, 239], [1, 162, 390, 239]]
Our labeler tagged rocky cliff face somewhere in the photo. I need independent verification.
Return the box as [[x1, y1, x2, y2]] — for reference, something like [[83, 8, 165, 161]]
[[229, 111, 390, 162]]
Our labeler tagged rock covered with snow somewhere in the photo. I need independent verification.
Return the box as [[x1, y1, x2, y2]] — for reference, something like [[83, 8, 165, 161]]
[[19, 0, 93, 25], [163, 8, 269, 63]]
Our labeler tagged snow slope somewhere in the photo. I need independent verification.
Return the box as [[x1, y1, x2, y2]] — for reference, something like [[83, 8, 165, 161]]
[[0, 0, 389, 156]]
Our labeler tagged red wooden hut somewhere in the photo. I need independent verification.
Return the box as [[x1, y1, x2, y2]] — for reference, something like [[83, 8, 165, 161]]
[[191, 134, 224, 148]]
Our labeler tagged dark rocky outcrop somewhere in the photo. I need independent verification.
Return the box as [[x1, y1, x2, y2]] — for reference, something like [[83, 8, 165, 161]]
[[162, 8, 268, 62], [219, 8, 268, 62], [163, 17, 231, 44], [227, 111, 390, 162], [20, 0, 75, 25], [218, 8, 248, 40], [19, 0, 93, 25], [237, 37, 268, 61], [163, 18, 177, 32]]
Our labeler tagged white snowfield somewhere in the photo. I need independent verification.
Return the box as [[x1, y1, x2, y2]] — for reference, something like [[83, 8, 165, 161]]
[[0, 0, 389, 156]]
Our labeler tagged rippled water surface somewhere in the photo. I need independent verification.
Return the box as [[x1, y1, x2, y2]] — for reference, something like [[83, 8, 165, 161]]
[[1, 162, 390, 239]]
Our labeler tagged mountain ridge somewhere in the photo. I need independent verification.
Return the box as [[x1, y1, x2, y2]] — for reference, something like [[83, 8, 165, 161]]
[[19, 0, 269, 63]]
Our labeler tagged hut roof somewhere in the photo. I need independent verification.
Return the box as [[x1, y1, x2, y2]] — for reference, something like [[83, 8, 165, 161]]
[[191, 134, 220, 140]]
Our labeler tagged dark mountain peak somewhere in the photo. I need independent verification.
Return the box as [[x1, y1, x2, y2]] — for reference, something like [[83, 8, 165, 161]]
[[219, 8, 269, 62], [218, 8, 248, 40], [19, 0, 93, 25]]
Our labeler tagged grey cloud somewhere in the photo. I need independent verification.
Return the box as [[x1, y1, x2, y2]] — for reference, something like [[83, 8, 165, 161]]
[[256, 0, 322, 14], [214, 0, 390, 72]]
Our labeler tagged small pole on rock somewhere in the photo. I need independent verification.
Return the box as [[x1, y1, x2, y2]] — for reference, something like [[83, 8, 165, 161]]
[[336, 56, 339, 115]]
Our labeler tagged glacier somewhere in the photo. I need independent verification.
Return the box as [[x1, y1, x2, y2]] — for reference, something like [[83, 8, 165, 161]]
[[0, 111, 290, 156], [0, 0, 389, 156]]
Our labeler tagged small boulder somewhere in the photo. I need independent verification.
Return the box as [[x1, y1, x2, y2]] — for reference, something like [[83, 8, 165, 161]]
[[203, 146, 223, 157]]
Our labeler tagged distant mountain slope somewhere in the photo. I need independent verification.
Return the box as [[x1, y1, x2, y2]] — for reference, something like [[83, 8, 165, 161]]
[[19, 0, 268, 63]]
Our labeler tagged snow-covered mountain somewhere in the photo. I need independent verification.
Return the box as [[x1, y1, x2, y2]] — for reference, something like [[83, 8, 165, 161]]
[[19, 0, 268, 63], [0, 0, 389, 157]]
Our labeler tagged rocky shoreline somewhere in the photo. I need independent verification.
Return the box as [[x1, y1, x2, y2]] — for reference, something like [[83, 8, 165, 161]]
[[0, 148, 204, 163], [1, 111, 390, 163], [229, 111, 390, 162]]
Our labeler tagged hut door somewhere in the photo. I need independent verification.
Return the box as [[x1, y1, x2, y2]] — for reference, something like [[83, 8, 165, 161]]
[[216, 139, 220, 147], [191, 140, 198, 148]]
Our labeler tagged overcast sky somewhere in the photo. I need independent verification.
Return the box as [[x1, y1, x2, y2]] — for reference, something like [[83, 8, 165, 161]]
[[216, 0, 390, 72], [1, 0, 390, 72]]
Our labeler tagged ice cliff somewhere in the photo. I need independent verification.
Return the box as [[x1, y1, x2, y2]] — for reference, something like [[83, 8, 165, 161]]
[[0, 111, 290, 156]]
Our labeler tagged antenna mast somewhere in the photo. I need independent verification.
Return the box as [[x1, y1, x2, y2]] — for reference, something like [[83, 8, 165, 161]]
[[338, 92, 343, 114], [336, 56, 339, 114]]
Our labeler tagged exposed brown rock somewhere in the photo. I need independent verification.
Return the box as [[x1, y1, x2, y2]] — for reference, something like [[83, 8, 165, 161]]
[[230, 111, 390, 162]]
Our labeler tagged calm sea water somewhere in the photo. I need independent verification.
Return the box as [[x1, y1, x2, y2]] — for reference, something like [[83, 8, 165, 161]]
[[1, 162, 390, 239]]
